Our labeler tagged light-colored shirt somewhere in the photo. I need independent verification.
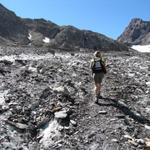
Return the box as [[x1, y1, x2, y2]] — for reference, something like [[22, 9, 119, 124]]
[[90, 56, 106, 69]]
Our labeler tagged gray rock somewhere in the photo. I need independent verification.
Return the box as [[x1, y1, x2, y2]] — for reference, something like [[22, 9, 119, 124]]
[[55, 110, 68, 119], [5, 120, 28, 130], [98, 111, 107, 114], [102, 140, 120, 150], [70, 120, 77, 126]]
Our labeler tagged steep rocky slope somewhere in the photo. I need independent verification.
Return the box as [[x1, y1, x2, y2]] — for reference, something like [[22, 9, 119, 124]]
[[117, 18, 150, 45], [0, 3, 128, 51], [0, 4, 29, 45], [0, 46, 150, 149]]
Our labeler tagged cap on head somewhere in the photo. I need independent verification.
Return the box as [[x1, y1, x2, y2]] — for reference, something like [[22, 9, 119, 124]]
[[94, 51, 101, 57]]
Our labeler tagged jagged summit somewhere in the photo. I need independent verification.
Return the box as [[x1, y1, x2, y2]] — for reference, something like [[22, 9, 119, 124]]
[[117, 18, 150, 45]]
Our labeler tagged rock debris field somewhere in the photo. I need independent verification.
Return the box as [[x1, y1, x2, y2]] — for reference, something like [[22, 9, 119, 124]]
[[0, 46, 150, 150]]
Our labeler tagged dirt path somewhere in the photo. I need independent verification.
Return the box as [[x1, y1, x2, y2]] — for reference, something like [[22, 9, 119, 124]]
[[65, 78, 125, 150], [61, 52, 150, 150]]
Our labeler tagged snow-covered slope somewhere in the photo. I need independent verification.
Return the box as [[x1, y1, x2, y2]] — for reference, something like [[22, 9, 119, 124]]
[[131, 45, 150, 53], [43, 37, 50, 43]]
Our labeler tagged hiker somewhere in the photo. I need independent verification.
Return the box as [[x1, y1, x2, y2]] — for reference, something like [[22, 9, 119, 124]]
[[90, 51, 107, 103]]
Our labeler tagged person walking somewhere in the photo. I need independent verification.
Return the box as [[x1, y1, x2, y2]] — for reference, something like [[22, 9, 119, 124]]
[[90, 51, 107, 103]]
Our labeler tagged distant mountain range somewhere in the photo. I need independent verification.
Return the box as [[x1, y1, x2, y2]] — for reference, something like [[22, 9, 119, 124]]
[[117, 18, 150, 45], [0, 3, 128, 51]]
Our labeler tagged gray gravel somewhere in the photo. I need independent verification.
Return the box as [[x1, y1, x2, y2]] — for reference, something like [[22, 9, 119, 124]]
[[0, 46, 150, 150]]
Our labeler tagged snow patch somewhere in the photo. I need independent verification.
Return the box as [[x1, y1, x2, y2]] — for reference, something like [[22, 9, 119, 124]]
[[28, 33, 32, 40], [145, 125, 150, 130], [128, 73, 135, 77], [0, 53, 70, 64], [0, 55, 17, 62], [146, 81, 150, 87], [43, 37, 50, 43], [53, 86, 65, 92], [0, 54, 54, 62], [28, 66, 37, 72], [39, 119, 61, 148], [55, 110, 67, 119], [132, 45, 150, 53], [0, 90, 9, 105]]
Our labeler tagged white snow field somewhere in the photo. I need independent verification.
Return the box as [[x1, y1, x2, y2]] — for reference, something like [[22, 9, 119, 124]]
[[43, 37, 50, 43], [132, 45, 150, 53]]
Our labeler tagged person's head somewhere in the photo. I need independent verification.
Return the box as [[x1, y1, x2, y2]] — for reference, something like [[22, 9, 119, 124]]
[[94, 51, 101, 58]]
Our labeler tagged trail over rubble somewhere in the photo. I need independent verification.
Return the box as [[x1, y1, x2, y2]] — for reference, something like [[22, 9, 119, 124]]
[[0, 47, 150, 150]]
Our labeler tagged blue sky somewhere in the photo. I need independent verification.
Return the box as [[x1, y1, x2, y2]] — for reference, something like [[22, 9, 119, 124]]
[[0, 0, 149, 39]]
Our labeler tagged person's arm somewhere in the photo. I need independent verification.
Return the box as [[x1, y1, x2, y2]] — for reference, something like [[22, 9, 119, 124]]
[[90, 59, 94, 75], [100, 59, 107, 74], [100, 54, 106, 65]]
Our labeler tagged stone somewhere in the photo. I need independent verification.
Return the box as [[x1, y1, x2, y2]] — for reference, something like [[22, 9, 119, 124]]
[[145, 138, 150, 147], [102, 140, 120, 150], [70, 120, 77, 126], [51, 106, 62, 113], [146, 81, 150, 87], [135, 139, 144, 145], [145, 125, 150, 130], [5, 120, 28, 130], [98, 110, 107, 114], [89, 142, 99, 150], [53, 86, 65, 93], [111, 139, 118, 143], [0, 60, 13, 65], [40, 87, 52, 99], [55, 110, 68, 119], [123, 134, 133, 140]]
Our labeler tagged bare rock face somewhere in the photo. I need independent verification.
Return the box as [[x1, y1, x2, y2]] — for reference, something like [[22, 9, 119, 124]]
[[23, 22, 128, 51], [23, 18, 60, 39], [117, 18, 150, 45], [0, 3, 128, 51], [23, 18, 128, 51], [0, 4, 29, 45], [52, 26, 128, 51]]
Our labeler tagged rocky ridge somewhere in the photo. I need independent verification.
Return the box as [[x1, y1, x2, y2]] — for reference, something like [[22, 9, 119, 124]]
[[117, 18, 150, 45], [0, 4, 29, 45], [0, 3, 128, 51]]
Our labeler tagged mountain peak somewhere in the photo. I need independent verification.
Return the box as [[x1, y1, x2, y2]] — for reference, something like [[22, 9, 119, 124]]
[[117, 18, 150, 45], [130, 18, 143, 22], [0, 3, 7, 9]]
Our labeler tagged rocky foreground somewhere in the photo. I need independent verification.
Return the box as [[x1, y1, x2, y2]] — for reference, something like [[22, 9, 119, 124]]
[[0, 46, 150, 150]]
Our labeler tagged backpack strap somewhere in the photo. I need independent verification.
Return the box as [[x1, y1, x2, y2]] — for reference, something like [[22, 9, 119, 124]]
[[92, 57, 107, 74], [100, 60, 107, 74]]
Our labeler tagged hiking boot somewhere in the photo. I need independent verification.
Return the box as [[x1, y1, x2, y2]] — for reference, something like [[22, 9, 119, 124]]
[[98, 95, 103, 99], [96, 93, 103, 99], [95, 100, 99, 104]]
